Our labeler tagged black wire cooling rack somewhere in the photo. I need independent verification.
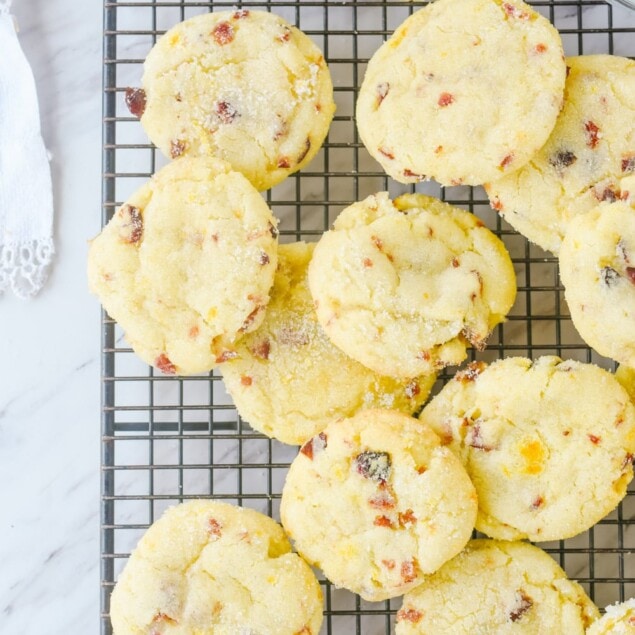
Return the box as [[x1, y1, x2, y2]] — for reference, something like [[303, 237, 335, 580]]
[[101, 2, 635, 633]]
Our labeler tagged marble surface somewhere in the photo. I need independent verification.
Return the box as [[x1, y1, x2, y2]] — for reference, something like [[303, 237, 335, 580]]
[[1, 1, 635, 634]]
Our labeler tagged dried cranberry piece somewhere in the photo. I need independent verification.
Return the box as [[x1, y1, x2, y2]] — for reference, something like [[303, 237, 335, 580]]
[[530, 496, 544, 510], [378, 147, 395, 160], [622, 453, 634, 470], [297, 138, 312, 164], [438, 92, 454, 107], [300, 432, 327, 460], [118, 204, 143, 244], [170, 139, 186, 159], [376, 82, 390, 107], [534, 43, 547, 53], [455, 361, 487, 383], [277, 157, 291, 169], [155, 354, 176, 375], [399, 509, 417, 527], [503, 2, 530, 18], [212, 21, 234, 45], [251, 339, 270, 360], [467, 423, 495, 452], [584, 121, 600, 149], [500, 153, 514, 169], [622, 154, 635, 174], [215, 100, 238, 124], [601, 267, 620, 287], [208, 518, 222, 538], [373, 515, 394, 528], [369, 485, 397, 509], [509, 591, 533, 622], [627, 267, 635, 286], [401, 559, 418, 584], [405, 381, 420, 399], [239, 304, 264, 332], [215, 350, 238, 364], [277, 26, 291, 42], [240, 375, 252, 386], [355, 451, 391, 482], [594, 185, 619, 203], [549, 150, 577, 173], [233, 9, 250, 19], [125, 87, 146, 118], [362, 257, 373, 268], [397, 608, 424, 623], [588, 434, 601, 445], [259, 252, 270, 265], [403, 168, 425, 180]]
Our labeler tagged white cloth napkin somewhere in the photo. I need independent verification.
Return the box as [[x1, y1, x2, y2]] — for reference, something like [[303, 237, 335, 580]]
[[0, 0, 53, 299]]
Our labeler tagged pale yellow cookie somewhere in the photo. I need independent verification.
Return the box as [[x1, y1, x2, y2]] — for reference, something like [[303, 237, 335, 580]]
[[396, 539, 599, 634], [559, 202, 635, 367], [109, 501, 323, 635], [280, 409, 477, 602], [308, 192, 517, 378], [588, 599, 635, 635], [486, 55, 635, 254], [132, 10, 335, 191], [87, 157, 278, 375], [420, 356, 635, 541], [356, 0, 566, 186], [221, 242, 436, 445]]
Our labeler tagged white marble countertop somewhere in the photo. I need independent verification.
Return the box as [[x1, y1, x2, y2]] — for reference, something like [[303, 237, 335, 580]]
[[1, 1, 635, 634]]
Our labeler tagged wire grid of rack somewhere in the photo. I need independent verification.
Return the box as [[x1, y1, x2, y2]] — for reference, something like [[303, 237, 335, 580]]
[[101, 1, 635, 633]]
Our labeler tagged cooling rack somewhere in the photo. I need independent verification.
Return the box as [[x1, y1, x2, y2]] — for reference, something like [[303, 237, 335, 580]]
[[101, 1, 635, 633]]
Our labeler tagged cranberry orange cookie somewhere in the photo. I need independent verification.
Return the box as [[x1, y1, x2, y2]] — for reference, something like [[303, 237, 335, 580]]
[[132, 10, 335, 191], [486, 55, 635, 254], [280, 409, 477, 601], [587, 599, 635, 635], [559, 202, 635, 367], [222, 242, 436, 445], [396, 540, 598, 633], [308, 192, 516, 378], [87, 157, 278, 375], [356, 0, 565, 186], [419, 356, 635, 542], [109, 501, 323, 635]]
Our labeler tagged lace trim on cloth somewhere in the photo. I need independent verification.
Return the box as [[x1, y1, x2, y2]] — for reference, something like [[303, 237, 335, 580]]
[[0, 238, 54, 299]]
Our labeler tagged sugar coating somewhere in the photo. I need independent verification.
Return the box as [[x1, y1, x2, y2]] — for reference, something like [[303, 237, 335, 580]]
[[486, 55, 635, 254], [280, 409, 477, 602], [356, 0, 565, 186], [396, 539, 599, 633], [559, 202, 635, 368], [616, 366, 635, 404], [420, 356, 635, 542], [87, 157, 278, 375], [221, 242, 436, 445], [308, 192, 517, 378], [140, 10, 335, 191], [109, 501, 323, 635], [587, 598, 635, 634]]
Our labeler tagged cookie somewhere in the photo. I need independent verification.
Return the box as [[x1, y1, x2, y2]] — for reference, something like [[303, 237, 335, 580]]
[[132, 10, 335, 191], [486, 55, 635, 254], [308, 192, 517, 378], [356, 0, 566, 186], [221, 242, 436, 445], [88, 156, 278, 375], [617, 366, 635, 404], [280, 409, 477, 602], [109, 501, 323, 635], [559, 202, 635, 367], [395, 539, 599, 633], [419, 356, 635, 541], [587, 599, 635, 635]]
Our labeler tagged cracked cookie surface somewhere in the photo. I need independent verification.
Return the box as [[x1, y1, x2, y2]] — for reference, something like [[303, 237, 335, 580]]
[[109, 501, 323, 635], [396, 539, 598, 634], [87, 156, 278, 375], [308, 192, 517, 378], [356, 0, 565, 186], [486, 55, 635, 254], [221, 242, 436, 445], [280, 409, 477, 601], [587, 598, 635, 634], [137, 10, 335, 191], [559, 202, 635, 367], [419, 356, 635, 541]]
